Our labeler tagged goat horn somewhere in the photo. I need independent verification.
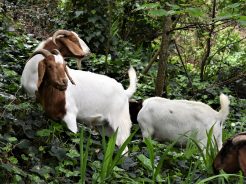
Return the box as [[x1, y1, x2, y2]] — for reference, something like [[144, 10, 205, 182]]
[[232, 135, 246, 145], [51, 49, 61, 55], [32, 49, 52, 58], [65, 66, 75, 85], [52, 30, 72, 45]]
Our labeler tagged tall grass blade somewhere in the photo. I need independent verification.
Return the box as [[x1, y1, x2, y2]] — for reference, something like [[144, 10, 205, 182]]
[[108, 128, 139, 173], [197, 173, 242, 184], [153, 139, 177, 180], [101, 126, 106, 153], [183, 161, 199, 184], [144, 138, 155, 170], [100, 129, 117, 182], [80, 126, 91, 184]]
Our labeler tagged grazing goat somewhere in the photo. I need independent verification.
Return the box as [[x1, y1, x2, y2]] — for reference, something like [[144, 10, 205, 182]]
[[31, 49, 137, 155], [213, 132, 246, 175], [21, 30, 90, 96], [137, 94, 230, 150]]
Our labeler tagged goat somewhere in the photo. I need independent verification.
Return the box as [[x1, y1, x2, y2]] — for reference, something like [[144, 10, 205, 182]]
[[137, 94, 230, 150], [36, 29, 91, 67], [31, 49, 137, 155], [21, 30, 90, 97], [213, 132, 246, 175]]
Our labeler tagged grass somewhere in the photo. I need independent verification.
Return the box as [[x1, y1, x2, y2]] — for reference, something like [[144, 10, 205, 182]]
[[80, 126, 91, 184], [77, 125, 244, 183]]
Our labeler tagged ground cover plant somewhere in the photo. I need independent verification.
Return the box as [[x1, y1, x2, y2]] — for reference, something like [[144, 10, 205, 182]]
[[1, 0, 246, 183]]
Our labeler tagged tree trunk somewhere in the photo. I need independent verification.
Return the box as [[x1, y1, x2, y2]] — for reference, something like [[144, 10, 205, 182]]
[[155, 16, 172, 97]]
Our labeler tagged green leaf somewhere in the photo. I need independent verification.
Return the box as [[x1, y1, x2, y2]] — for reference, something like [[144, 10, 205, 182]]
[[75, 11, 84, 17], [49, 146, 66, 161], [148, 9, 168, 17], [36, 129, 52, 137], [238, 16, 246, 26], [8, 156, 18, 164], [8, 137, 17, 142], [144, 138, 155, 169], [239, 16, 246, 21], [137, 2, 160, 11], [137, 154, 152, 171], [186, 7, 204, 17], [226, 3, 241, 9], [66, 149, 80, 158]]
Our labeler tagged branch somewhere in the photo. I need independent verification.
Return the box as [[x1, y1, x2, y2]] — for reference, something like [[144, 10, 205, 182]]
[[168, 18, 233, 34], [142, 48, 161, 75], [200, 0, 217, 81], [174, 40, 193, 88], [210, 72, 246, 88], [206, 36, 246, 67]]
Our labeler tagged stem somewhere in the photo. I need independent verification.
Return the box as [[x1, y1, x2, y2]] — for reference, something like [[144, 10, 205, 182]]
[[200, 0, 217, 81], [174, 40, 193, 88], [142, 48, 161, 75]]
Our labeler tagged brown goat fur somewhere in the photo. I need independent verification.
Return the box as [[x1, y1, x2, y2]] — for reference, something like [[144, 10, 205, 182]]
[[42, 37, 85, 58], [37, 81, 66, 120], [37, 55, 68, 90], [34, 49, 74, 121], [213, 132, 246, 175]]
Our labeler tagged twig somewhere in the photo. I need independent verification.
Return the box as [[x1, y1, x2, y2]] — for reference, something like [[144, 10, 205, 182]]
[[142, 48, 161, 75], [210, 72, 246, 88], [200, 0, 217, 81], [174, 40, 193, 88], [206, 36, 246, 67]]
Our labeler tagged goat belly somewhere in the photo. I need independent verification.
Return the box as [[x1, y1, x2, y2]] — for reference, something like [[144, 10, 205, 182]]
[[39, 85, 66, 120]]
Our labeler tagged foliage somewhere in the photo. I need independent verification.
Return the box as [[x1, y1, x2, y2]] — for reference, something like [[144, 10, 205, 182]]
[[0, 0, 246, 183]]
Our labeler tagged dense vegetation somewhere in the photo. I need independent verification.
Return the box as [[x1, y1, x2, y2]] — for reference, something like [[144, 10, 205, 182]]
[[0, 0, 245, 183]]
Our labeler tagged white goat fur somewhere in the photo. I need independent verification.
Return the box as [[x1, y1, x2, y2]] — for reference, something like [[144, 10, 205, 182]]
[[137, 94, 230, 150], [21, 54, 64, 96], [61, 66, 137, 154], [21, 31, 90, 96]]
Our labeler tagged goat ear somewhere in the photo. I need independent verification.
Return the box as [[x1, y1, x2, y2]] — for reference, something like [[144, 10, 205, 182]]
[[60, 38, 85, 57], [37, 61, 46, 89], [239, 146, 246, 176]]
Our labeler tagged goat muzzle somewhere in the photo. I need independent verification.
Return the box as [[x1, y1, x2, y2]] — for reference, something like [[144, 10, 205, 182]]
[[56, 84, 67, 91], [53, 78, 68, 91]]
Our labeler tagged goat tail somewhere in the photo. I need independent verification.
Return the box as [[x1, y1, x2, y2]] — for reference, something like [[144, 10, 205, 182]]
[[124, 66, 137, 98], [218, 93, 230, 122]]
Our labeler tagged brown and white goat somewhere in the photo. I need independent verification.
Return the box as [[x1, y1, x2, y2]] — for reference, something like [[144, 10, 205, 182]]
[[21, 30, 90, 97], [213, 132, 246, 175], [31, 49, 137, 155], [35, 29, 91, 64]]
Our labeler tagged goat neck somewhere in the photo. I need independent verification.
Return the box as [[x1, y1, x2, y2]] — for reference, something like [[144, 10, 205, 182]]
[[37, 80, 66, 120]]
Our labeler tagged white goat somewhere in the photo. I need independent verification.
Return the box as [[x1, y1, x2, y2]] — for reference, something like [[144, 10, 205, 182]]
[[137, 94, 230, 150], [21, 30, 90, 97], [24, 49, 137, 155]]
